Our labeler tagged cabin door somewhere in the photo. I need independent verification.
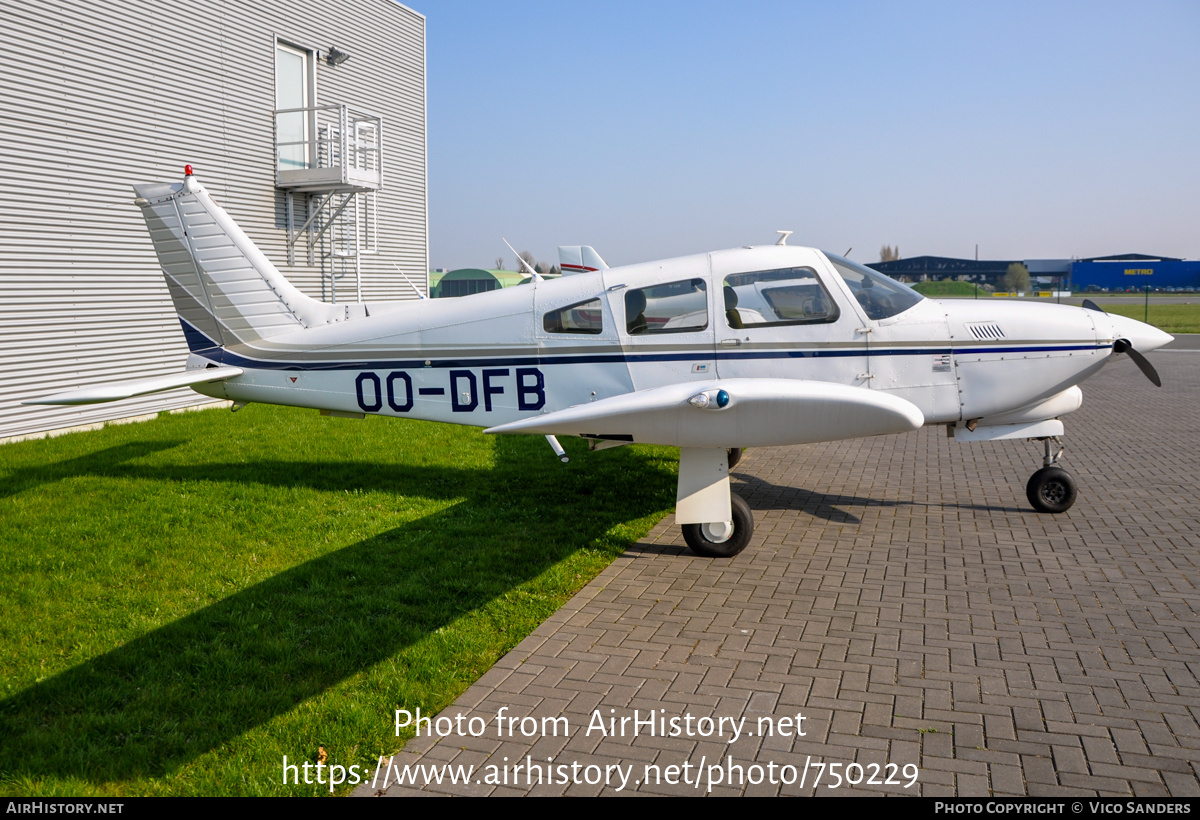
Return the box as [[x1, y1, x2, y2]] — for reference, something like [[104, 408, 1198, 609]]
[[710, 249, 869, 387]]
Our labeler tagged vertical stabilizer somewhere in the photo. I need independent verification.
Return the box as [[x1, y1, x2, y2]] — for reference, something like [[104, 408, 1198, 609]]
[[558, 245, 609, 275], [134, 172, 344, 351]]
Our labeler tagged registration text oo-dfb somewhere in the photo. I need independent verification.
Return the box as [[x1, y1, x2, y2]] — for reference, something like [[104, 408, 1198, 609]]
[[31, 170, 1172, 557]]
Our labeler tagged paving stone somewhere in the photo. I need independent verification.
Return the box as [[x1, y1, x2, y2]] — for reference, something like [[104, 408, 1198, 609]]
[[355, 354, 1200, 797]]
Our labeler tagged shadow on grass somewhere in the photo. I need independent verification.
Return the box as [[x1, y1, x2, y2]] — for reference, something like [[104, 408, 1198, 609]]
[[0, 435, 676, 785], [0, 441, 187, 499]]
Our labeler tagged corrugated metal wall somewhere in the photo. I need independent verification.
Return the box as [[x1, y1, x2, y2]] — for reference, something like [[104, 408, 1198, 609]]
[[0, 0, 427, 439]]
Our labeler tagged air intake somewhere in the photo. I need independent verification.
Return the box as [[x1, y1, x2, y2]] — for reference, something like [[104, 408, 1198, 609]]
[[966, 322, 1006, 340]]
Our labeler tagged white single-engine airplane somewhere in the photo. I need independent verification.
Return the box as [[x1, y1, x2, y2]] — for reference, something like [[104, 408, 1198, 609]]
[[32, 169, 1173, 557]]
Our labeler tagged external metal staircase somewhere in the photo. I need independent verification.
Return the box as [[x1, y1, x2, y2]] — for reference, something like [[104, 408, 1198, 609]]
[[275, 103, 382, 303]]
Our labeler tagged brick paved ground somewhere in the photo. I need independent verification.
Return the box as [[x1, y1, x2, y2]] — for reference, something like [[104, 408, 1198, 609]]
[[357, 347, 1200, 797]]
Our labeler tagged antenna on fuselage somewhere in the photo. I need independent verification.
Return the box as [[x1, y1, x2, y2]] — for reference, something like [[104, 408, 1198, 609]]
[[503, 237, 542, 282], [390, 262, 427, 299], [775, 230, 793, 246]]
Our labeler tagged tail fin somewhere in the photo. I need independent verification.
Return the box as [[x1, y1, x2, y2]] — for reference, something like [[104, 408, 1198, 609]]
[[557, 245, 609, 275], [133, 172, 351, 352]]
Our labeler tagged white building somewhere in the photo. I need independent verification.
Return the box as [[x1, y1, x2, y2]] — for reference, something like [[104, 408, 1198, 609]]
[[0, 0, 427, 440]]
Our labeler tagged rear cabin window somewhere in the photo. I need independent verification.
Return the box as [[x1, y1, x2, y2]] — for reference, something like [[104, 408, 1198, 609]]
[[722, 268, 839, 328], [543, 297, 604, 334], [625, 278, 708, 335]]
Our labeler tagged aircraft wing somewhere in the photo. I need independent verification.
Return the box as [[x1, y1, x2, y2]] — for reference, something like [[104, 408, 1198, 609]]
[[484, 378, 923, 448], [25, 367, 244, 405]]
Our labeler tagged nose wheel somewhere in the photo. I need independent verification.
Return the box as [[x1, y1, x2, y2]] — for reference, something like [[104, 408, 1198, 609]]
[[1026, 438, 1077, 514]]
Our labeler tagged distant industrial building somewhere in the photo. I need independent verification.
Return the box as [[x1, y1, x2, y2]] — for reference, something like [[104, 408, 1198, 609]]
[[870, 256, 1016, 284], [431, 269, 543, 298], [1069, 254, 1200, 292], [1, 0, 428, 440], [870, 253, 1200, 292]]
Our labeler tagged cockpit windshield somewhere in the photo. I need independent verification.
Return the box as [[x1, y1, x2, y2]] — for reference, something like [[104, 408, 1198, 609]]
[[824, 253, 924, 321]]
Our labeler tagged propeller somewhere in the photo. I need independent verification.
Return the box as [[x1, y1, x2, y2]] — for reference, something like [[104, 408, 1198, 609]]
[[1112, 338, 1162, 387], [1078, 298, 1162, 386]]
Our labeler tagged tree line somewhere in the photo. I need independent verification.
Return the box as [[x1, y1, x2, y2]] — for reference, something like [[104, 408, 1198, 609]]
[[495, 253, 560, 276]]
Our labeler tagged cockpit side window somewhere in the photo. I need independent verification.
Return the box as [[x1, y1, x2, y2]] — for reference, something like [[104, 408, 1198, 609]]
[[722, 267, 839, 328], [624, 278, 708, 335], [824, 253, 924, 321], [544, 297, 603, 334]]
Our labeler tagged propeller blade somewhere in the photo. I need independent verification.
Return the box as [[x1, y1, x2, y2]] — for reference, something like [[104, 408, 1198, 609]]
[[1113, 339, 1162, 387], [1082, 299, 1106, 313]]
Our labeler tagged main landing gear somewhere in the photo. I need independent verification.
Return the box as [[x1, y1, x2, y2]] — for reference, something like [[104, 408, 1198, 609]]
[[676, 447, 755, 558], [1026, 437, 1077, 514], [682, 492, 754, 558]]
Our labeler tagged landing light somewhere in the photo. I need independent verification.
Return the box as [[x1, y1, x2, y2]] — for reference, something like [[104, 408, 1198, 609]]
[[689, 389, 731, 409]]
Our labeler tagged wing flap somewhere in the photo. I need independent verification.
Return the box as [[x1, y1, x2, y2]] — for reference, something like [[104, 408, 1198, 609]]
[[485, 378, 923, 448], [25, 367, 244, 406]]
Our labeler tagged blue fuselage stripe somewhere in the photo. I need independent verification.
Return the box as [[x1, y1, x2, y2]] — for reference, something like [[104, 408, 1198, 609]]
[[180, 320, 1110, 372]]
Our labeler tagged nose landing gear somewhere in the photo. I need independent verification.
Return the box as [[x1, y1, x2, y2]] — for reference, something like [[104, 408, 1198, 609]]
[[1026, 437, 1077, 514]]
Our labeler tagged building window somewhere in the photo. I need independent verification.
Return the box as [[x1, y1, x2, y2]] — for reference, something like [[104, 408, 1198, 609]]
[[276, 42, 313, 169]]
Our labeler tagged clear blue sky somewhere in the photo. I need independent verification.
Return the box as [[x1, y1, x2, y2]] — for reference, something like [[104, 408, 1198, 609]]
[[415, 1, 1199, 271]]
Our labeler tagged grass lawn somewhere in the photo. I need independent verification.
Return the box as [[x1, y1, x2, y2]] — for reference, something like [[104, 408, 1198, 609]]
[[0, 405, 678, 796], [911, 280, 986, 297], [1099, 303, 1200, 334], [916, 287, 1200, 334]]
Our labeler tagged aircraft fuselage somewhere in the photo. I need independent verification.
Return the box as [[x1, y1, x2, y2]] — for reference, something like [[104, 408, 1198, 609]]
[[189, 245, 1164, 440]]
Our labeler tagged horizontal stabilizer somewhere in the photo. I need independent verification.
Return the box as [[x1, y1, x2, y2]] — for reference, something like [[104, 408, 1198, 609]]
[[485, 378, 923, 448], [25, 367, 244, 406]]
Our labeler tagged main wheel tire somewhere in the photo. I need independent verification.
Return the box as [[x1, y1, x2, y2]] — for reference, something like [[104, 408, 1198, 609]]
[[682, 492, 754, 558], [1026, 466, 1077, 513], [727, 447, 744, 471]]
